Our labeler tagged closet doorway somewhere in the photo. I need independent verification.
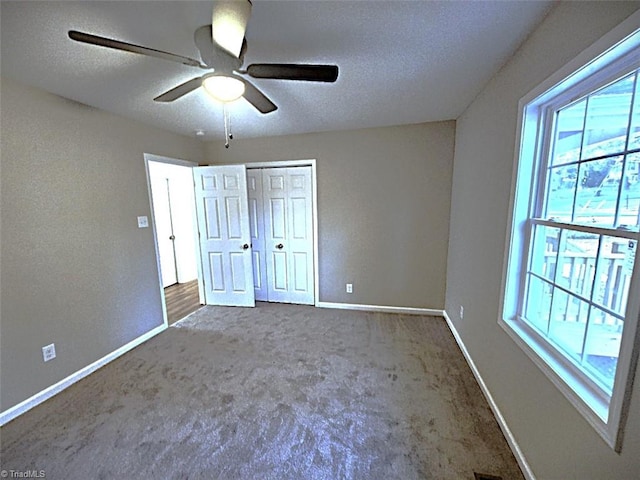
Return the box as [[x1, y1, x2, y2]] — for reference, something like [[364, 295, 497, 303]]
[[193, 159, 318, 308]]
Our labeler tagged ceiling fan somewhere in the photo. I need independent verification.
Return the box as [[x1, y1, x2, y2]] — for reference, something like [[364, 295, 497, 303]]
[[67, 0, 339, 115]]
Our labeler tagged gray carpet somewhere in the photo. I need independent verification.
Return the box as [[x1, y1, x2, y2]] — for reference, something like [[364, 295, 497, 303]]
[[1, 303, 524, 479]]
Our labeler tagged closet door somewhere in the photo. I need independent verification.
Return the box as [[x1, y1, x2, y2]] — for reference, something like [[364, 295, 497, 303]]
[[246, 169, 268, 301], [262, 167, 314, 304], [193, 165, 255, 307]]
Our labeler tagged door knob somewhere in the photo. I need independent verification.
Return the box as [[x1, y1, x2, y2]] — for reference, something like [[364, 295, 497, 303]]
[[276, 243, 284, 250], [169, 235, 175, 240], [242, 243, 250, 250]]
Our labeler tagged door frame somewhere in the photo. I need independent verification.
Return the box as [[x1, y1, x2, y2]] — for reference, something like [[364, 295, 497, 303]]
[[144, 153, 201, 326], [245, 159, 319, 306]]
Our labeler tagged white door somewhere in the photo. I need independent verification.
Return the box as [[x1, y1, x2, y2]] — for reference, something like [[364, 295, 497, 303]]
[[193, 165, 255, 307], [247, 169, 268, 301], [149, 160, 200, 287], [262, 167, 314, 304], [149, 174, 178, 287]]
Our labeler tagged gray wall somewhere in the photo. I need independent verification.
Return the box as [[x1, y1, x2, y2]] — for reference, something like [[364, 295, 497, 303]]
[[445, 2, 640, 479], [0, 77, 204, 411], [206, 122, 455, 309]]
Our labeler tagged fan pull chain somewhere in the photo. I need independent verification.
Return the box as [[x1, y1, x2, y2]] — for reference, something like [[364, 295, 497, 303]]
[[223, 104, 233, 149]]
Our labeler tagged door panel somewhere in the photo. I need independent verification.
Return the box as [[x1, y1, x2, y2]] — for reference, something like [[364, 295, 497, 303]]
[[203, 198, 221, 239], [230, 252, 248, 291], [291, 198, 307, 239], [194, 165, 255, 307], [209, 253, 225, 291], [270, 198, 286, 239], [272, 251, 288, 292], [262, 167, 314, 304], [293, 252, 309, 292], [246, 169, 268, 301], [225, 197, 243, 238]]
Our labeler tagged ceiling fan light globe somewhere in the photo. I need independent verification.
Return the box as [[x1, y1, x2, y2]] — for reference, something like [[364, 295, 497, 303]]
[[203, 75, 245, 103]]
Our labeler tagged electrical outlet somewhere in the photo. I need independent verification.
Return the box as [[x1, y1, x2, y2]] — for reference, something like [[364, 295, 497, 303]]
[[460, 306, 464, 319], [346, 283, 353, 294], [42, 343, 56, 362]]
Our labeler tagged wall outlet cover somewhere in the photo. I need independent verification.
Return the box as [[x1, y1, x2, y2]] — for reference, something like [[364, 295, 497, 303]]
[[42, 343, 56, 362]]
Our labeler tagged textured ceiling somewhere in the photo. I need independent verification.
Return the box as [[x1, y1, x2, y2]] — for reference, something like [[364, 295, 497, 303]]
[[0, 1, 555, 141]]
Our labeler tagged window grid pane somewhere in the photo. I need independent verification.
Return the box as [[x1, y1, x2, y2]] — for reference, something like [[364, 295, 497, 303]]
[[529, 225, 560, 281], [629, 72, 640, 150], [618, 152, 640, 229], [545, 163, 578, 222], [580, 73, 635, 161], [524, 273, 553, 334], [575, 156, 623, 228], [551, 100, 586, 166], [583, 307, 624, 391], [592, 236, 637, 317], [548, 289, 589, 360], [554, 229, 598, 297], [543, 72, 640, 233]]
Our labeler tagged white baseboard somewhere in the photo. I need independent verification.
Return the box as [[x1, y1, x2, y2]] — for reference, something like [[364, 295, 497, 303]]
[[316, 301, 444, 317], [442, 311, 535, 480], [0, 323, 167, 426]]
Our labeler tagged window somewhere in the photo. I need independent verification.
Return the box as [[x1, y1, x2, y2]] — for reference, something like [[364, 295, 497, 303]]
[[501, 23, 640, 451]]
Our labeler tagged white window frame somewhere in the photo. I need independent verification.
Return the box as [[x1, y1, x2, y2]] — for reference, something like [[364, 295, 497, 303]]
[[500, 14, 640, 452]]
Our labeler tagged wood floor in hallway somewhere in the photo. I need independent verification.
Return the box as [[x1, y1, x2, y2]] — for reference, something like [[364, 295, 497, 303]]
[[164, 279, 202, 325]]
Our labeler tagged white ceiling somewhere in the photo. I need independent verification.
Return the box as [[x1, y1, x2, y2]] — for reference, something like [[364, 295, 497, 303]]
[[1, 0, 555, 141]]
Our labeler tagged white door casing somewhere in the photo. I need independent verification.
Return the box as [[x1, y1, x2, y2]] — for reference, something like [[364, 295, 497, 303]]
[[262, 167, 314, 305], [193, 165, 255, 307]]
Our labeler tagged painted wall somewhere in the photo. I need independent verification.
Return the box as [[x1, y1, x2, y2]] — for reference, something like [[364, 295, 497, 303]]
[[444, 3, 640, 479], [0, 78, 204, 411], [206, 122, 455, 310]]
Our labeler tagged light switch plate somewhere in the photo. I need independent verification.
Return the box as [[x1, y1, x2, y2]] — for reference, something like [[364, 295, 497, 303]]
[[137, 216, 149, 228]]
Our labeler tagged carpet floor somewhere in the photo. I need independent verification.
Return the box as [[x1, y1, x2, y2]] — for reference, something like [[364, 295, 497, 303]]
[[0, 303, 524, 479]]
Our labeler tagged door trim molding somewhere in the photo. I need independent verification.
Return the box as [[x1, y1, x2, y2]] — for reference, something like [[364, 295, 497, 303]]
[[245, 159, 315, 169], [316, 301, 444, 317], [246, 159, 319, 305]]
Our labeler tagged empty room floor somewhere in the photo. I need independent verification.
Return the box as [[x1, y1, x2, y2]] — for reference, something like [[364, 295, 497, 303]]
[[0, 303, 523, 479]]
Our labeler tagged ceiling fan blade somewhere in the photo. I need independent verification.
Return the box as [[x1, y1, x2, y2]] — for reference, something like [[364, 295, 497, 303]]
[[240, 79, 277, 114], [246, 64, 339, 82], [68, 30, 207, 69], [211, 0, 252, 58], [194, 25, 216, 67], [154, 77, 204, 102]]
